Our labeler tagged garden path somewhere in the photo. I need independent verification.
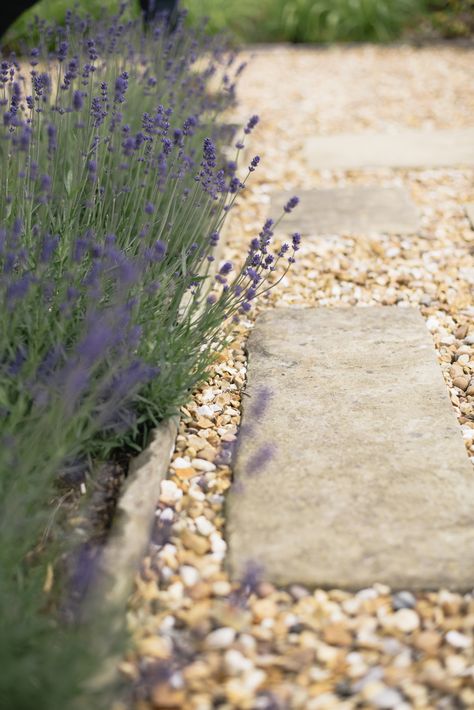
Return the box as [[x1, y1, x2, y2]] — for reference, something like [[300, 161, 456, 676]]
[[124, 44, 474, 710]]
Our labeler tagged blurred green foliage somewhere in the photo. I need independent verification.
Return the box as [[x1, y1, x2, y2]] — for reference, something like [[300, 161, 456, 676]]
[[2, 0, 473, 51], [185, 0, 419, 43], [426, 0, 474, 37]]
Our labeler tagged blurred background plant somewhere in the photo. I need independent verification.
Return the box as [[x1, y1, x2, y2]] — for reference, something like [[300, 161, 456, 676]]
[[424, 0, 474, 38], [3, 0, 473, 50]]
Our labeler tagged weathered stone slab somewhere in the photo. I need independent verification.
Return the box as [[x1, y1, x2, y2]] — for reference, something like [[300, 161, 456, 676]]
[[227, 307, 474, 590], [465, 203, 474, 229], [305, 129, 474, 170], [271, 186, 419, 235]]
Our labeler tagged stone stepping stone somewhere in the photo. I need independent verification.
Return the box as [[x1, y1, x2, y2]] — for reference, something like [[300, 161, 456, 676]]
[[271, 186, 419, 235], [227, 307, 474, 590], [465, 203, 474, 229], [305, 128, 474, 170]]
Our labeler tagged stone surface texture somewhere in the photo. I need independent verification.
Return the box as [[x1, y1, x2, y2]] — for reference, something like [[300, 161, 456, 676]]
[[305, 128, 474, 170], [227, 307, 474, 590], [271, 186, 419, 235]]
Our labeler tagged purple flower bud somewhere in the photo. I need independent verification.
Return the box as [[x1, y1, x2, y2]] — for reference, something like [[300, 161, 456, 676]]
[[40, 233, 59, 263], [145, 202, 154, 214], [152, 240, 166, 261], [219, 261, 233, 276], [47, 123, 57, 153], [72, 90, 84, 111], [57, 41, 69, 63], [40, 174, 52, 192]]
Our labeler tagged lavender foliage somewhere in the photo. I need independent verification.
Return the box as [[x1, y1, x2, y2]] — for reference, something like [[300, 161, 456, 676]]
[[0, 5, 301, 708]]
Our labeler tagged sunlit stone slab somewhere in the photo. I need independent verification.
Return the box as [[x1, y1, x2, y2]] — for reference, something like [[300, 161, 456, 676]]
[[227, 307, 474, 590], [305, 129, 474, 169], [271, 186, 419, 235]]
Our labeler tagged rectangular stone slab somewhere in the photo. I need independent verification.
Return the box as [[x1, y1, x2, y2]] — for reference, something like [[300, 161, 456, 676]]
[[271, 187, 419, 235], [305, 129, 474, 170], [227, 307, 474, 590]]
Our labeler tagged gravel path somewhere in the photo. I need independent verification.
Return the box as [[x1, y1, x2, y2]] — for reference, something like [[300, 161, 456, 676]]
[[121, 45, 474, 710]]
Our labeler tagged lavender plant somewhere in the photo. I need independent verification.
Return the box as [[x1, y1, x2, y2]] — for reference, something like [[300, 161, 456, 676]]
[[0, 5, 300, 707]]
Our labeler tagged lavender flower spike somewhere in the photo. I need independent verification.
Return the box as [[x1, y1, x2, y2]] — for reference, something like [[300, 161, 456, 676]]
[[284, 196, 299, 213], [244, 115, 259, 135]]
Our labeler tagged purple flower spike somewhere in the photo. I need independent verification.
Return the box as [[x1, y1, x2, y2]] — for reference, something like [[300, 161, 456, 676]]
[[145, 202, 154, 214], [291, 232, 301, 251], [249, 155, 260, 172], [114, 71, 129, 103], [284, 196, 299, 213], [244, 115, 259, 135]]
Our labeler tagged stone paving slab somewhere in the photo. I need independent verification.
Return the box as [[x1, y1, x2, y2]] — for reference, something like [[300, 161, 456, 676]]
[[271, 186, 419, 235], [465, 203, 474, 229], [305, 128, 474, 170], [227, 307, 474, 590]]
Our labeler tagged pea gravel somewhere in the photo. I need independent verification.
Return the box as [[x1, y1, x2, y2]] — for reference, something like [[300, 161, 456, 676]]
[[118, 44, 474, 710]]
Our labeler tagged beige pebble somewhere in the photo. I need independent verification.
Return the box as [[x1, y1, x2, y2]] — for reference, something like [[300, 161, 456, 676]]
[[322, 622, 353, 647], [253, 597, 278, 621], [151, 684, 185, 708], [453, 375, 470, 391], [413, 630, 442, 654], [180, 529, 210, 555]]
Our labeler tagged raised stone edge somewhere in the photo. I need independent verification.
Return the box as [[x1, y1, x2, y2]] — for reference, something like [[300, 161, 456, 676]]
[[85, 416, 179, 616]]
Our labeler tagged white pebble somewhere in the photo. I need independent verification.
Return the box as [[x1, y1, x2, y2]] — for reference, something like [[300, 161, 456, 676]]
[[446, 630, 471, 649], [188, 483, 205, 501], [159, 507, 174, 521], [160, 480, 183, 505], [167, 581, 184, 601], [356, 588, 378, 601], [196, 404, 214, 417], [192, 458, 216, 472], [224, 649, 254, 675], [373, 687, 404, 709], [242, 669, 266, 692], [180, 565, 200, 587], [195, 515, 215, 536], [205, 627, 236, 649], [213, 580, 232, 596], [171, 456, 191, 469], [210, 531, 227, 555], [426, 316, 439, 332], [392, 609, 419, 633]]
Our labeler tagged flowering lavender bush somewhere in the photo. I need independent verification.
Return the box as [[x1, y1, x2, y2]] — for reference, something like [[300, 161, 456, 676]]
[[0, 5, 300, 707]]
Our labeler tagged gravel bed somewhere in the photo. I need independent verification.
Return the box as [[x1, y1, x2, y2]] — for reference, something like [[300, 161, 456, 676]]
[[120, 45, 474, 710]]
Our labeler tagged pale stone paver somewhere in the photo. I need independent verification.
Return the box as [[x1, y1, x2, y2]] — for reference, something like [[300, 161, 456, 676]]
[[271, 186, 419, 235], [465, 203, 474, 229], [305, 128, 474, 170], [227, 307, 474, 590]]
